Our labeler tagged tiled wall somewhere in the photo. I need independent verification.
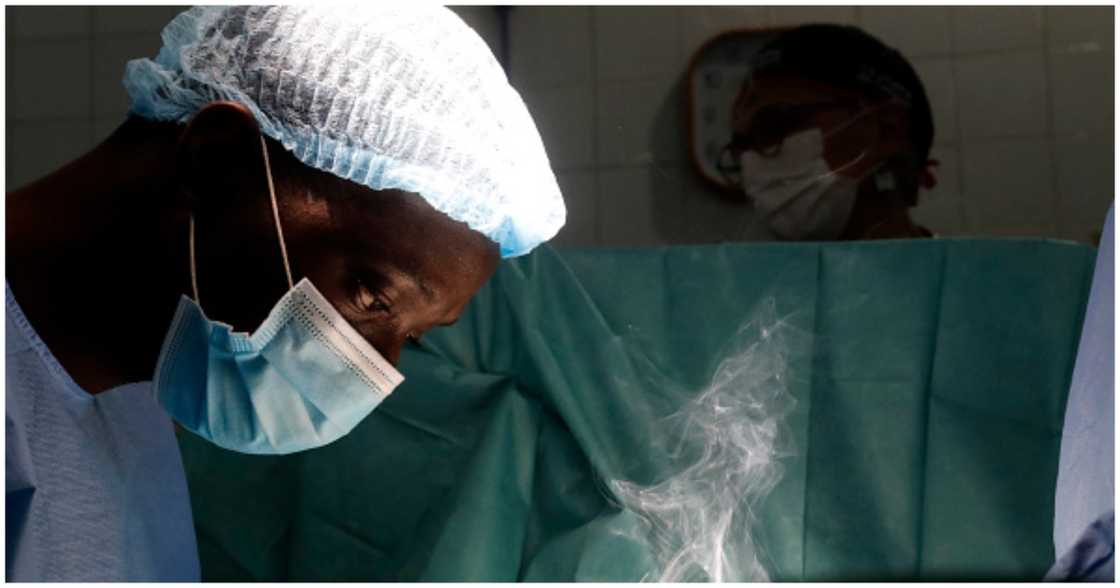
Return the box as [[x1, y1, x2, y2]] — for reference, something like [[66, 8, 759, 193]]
[[504, 5, 1115, 247], [7, 6, 1114, 246], [7, 6, 187, 188]]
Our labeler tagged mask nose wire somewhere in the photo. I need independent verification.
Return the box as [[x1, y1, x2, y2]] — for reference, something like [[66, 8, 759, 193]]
[[187, 134, 295, 305]]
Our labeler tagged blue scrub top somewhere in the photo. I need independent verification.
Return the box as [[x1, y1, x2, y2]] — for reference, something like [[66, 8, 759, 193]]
[[1049, 207, 1115, 580], [6, 284, 200, 581]]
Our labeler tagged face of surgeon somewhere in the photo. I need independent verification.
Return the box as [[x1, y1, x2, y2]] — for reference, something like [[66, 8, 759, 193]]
[[728, 72, 930, 240], [729, 72, 910, 181], [179, 102, 501, 365]]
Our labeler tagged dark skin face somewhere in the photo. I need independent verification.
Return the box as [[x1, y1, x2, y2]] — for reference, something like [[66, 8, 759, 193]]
[[6, 101, 500, 394], [730, 72, 930, 240], [185, 103, 499, 365]]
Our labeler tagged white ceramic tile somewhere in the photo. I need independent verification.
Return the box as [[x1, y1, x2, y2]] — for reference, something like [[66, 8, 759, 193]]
[[952, 6, 1044, 54], [520, 84, 595, 171], [1053, 134, 1114, 243], [910, 58, 956, 144], [10, 40, 93, 120], [1046, 6, 1114, 49], [771, 6, 857, 27], [960, 139, 1055, 235], [597, 165, 686, 247], [10, 6, 90, 39], [594, 6, 683, 83], [954, 51, 1047, 139], [450, 6, 501, 62], [596, 78, 684, 167], [859, 6, 952, 58], [1048, 44, 1114, 137], [911, 145, 966, 235], [93, 34, 162, 119], [912, 193, 967, 237], [91, 6, 187, 35], [6, 120, 94, 191], [679, 6, 771, 62], [510, 7, 593, 89], [551, 171, 598, 248]]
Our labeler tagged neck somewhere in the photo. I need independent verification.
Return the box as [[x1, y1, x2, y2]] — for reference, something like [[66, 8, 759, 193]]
[[842, 185, 919, 240], [7, 128, 193, 394]]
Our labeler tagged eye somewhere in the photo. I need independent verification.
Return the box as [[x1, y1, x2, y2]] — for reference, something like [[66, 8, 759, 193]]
[[354, 277, 391, 314]]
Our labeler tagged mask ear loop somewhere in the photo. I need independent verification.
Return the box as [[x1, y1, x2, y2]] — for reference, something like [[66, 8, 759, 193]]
[[817, 105, 881, 176], [745, 105, 878, 188], [187, 135, 295, 306], [824, 97, 913, 177], [189, 213, 200, 304], [260, 134, 295, 292]]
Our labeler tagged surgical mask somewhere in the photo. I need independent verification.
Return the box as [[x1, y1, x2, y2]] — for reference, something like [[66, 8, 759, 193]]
[[152, 136, 404, 455], [740, 110, 877, 241]]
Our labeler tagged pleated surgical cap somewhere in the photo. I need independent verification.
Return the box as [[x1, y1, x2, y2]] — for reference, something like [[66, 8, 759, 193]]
[[123, 5, 565, 258]]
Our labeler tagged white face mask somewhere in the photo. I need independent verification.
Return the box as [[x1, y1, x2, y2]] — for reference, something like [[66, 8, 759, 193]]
[[739, 109, 879, 241], [740, 129, 859, 240]]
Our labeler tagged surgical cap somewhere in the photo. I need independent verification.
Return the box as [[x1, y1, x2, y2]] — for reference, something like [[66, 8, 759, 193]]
[[123, 6, 565, 258]]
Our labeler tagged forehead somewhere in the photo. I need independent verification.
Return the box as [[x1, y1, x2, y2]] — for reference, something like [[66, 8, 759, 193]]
[[315, 183, 499, 291], [276, 149, 501, 283]]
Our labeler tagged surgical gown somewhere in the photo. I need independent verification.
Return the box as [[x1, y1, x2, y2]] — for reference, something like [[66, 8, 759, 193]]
[[5, 284, 200, 581]]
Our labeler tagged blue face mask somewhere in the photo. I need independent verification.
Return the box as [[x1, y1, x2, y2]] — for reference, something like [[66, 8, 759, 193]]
[[152, 136, 404, 455]]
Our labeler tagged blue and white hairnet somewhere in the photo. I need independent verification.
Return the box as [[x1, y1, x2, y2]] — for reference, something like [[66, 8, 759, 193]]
[[123, 5, 564, 258]]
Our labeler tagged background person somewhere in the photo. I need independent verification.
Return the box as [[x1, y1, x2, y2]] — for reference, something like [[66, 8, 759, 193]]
[[723, 24, 938, 241]]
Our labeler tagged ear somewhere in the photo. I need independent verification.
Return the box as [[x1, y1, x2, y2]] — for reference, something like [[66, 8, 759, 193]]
[[176, 101, 265, 217], [919, 159, 939, 190]]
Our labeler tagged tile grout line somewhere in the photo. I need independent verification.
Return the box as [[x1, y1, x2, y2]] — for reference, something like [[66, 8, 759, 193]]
[[1039, 9, 1064, 238], [672, 4, 686, 245], [588, 7, 601, 248], [947, 8, 971, 235]]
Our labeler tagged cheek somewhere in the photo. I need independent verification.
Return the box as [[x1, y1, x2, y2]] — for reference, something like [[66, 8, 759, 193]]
[[192, 211, 293, 331], [356, 322, 407, 365], [823, 124, 879, 176]]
